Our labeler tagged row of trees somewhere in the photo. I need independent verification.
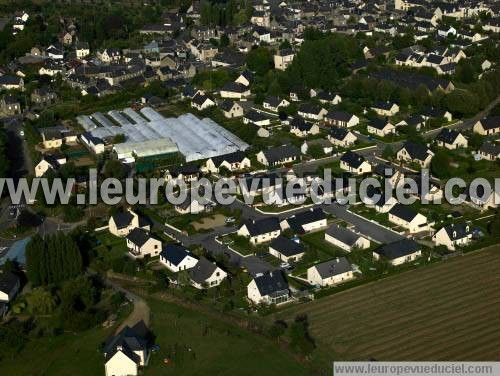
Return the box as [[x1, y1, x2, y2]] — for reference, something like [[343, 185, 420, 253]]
[[26, 233, 83, 286]]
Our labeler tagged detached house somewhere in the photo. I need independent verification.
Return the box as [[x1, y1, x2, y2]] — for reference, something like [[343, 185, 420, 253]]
[[328, 126, 357, 148], [478, 142, 500, 161], [435, 129, 468, 149], [324, 111, 359, 128], [473, 116, 500, 136], [307, 257, 354, 287], [367, 118, 395, 137], [0, 272, 21, 313], [269, 236, 305, 263], [191, 93, 215, 111], [220, 82, 251, 99], [34, 154, 67, 177], [243, 110, 271, 127], [219, 100, 243, 118], [247, 271, 290, 305], [340, 151, 372, 175], [324, 225, 370, 252], [0, 75, 24, 90], [298, 104, 328, 121], [373, 239, 422, 266], [189, 257, 227, 289], [205, 151, 250, 173], [433, 223, 473, 251], [397, 141, 434, 168], [280, 207, 327, 234], [126, 228, 162, 259], [237, 217, 281, 245], [160, 244, 198, 272], [263, 96, 289, 112], [388, 203, 430, 233], [290, 118, 320, 137], [109, 209, 150, 237], [371, 101, 399, 117], [274, 49, 295, 70], [0, 95, 21, 115], [104, 322, 150, 376], [39, 126, 77, 149], [256, 144, 300, 167]]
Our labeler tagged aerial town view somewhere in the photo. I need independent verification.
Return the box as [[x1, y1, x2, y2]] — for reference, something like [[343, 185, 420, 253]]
[[0, 0, 499, 375]]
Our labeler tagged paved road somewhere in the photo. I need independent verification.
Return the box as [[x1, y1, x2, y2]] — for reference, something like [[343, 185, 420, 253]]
[[322, 203, 403, 244]]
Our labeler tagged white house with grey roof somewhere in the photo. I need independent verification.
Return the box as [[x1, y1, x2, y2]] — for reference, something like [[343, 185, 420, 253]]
[[388, 203, 430, 233], [0, 272, 21, 316], [247, 271, 290, 305], [269, 236, 305, 262], [307, 257, 354, 287], [324, 225, 370, 252], [205, 151, 250, 173], [340, 151, 372, 175], [328, 126, 357, 148], [435, 129, 468, 149], [397, 141, 434, 168], [256, 144, 300, 167], [237, 217, 281, 244], [126, 228, 162, 259], [109, 209, 150, 237], [189, 257, 227, 289], [433, 223, 473, 251], [373, 239, 422, 266], [159, 244, 198, 272], [324, 111, 359, 128], [280, 207, 327, 235]]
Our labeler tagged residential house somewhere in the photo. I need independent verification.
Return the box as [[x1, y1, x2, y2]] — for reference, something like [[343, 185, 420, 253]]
[[422, 108, 453, 122], [307, 257, 354, 287], [280, 208, 327, 235], [191, 93, 215, 111], [0, 95, 21, 115], [469, 186, 500, 211], [367, 118, 395, 137], [315, 91, 342, 105], [103, 322, 150, 376], [478, 142, 500, 161], [373, 239, 422, 266], [324, 225, 370, 252], [371, 101, 399, 117], [298, 104, 328, 121], [373, 194, 399, 213], [274, 49, 295, 70], [397, 115, 425, 131], [234, 70, 253, 87], [31, 87, 57, 107], [0, 75, 24, 90], [108, 209, 150, 237], [0, 272, 21, 303], [372, 164, 405, 188], [435, 129, 468, 149], [75, 42, 90, 59], [220, 82, 251, 99], [174, 197, 211, 215], [328, 126, 357, 148], [39, 126, 78, 149], [247, 271, 290, 305], [269, 236, 305, 263], [397, 141, 434, 168], [165, 165, 200, 184], [340, 151, 372, 175], [243, 110, 271, 127], [256, 144, 300, 167], [205, 151, 250, 173], [388, 203, 430, 233], [324, 111, 359, 128], [433, 223, 473, 251], [98, 48, 121, 63], [219, 100, 243, 118], [237, 217, 281, 245], [189, 257, 227, 289], [263, 96, 289, 112], [34, 154, 67, 177], [126, 228, 162, 259], [290, 118, 320, 138], [473, 116, 500, 136], [81, 132, 105, 154], [301, 139, 334, 156], [159, 244, 198, 272]]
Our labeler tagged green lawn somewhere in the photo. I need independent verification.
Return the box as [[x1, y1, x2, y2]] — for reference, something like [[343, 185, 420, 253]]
[[142, 298, 310, 376], [0, 303, 132, 376]]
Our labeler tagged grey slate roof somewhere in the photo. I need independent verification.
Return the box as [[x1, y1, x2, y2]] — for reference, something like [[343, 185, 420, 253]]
[[269, 236, 305, 257], [112, 211, 134, 229], [160, 244, 195, 266], [253, 271, 289, 297], [389, 203, 418, 222], [0, 272, 20, 296], [189, 257, 219, 284], [313, 257, 352, 279], [325, 225, 361, 247], [401, 141, 431, 161], [374, 239, 421, 260], [126, 228, 152, 247], [285, 208, 326, 234], [242, 217, 281, 237], [261, 144, 300, 164], [340, 151, 366, 169]]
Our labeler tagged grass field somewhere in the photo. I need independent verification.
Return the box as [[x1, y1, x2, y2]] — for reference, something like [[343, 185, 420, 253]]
[[144, 298, 309, 376], [276, 245, 500, 363]]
